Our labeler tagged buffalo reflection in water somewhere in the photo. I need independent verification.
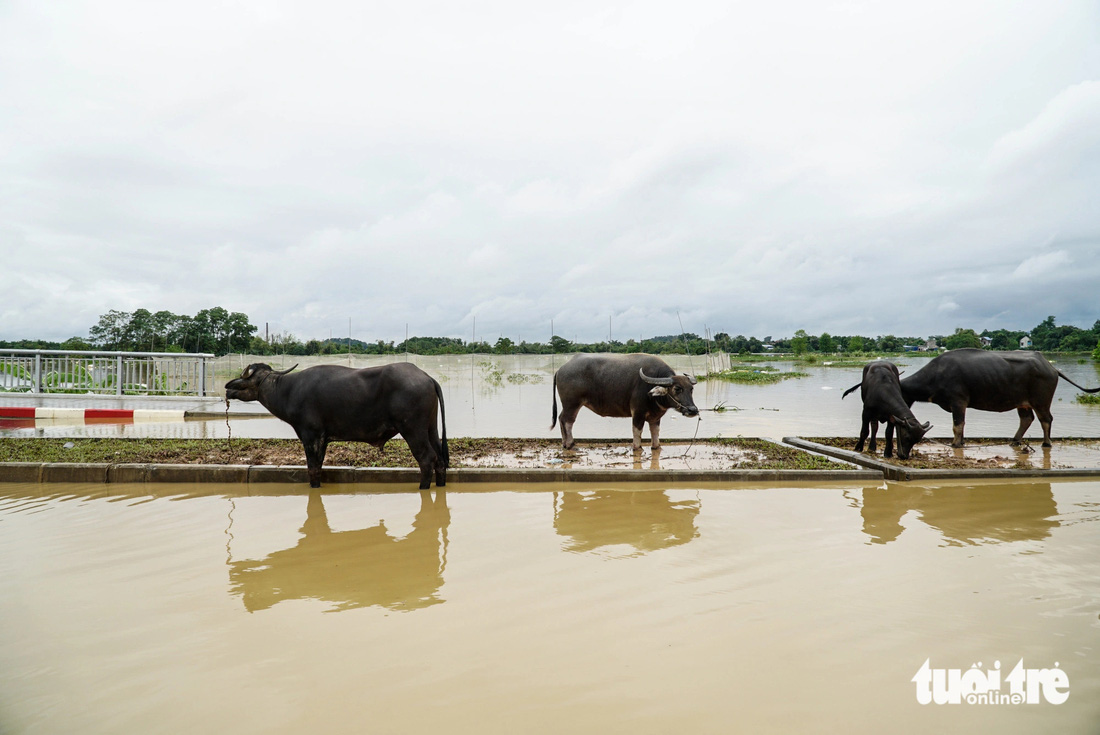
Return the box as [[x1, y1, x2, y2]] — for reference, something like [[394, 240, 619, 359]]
[[859, 482, 1058, 546], [229, 490, 449, 613], [553, 490, 700, 554]]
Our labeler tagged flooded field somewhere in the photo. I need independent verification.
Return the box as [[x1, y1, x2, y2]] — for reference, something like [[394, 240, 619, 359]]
[[1, 479, 1099, 734], [2, 353, 1099, 442]]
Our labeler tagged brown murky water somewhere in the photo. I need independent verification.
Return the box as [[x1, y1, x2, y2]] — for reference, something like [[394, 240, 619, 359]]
[[2, 479, 1099, 733]]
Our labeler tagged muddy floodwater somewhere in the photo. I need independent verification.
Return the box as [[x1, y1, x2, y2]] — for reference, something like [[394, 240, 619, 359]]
[[3, 353, 1099, 443], [2, 479, 1099, 734]]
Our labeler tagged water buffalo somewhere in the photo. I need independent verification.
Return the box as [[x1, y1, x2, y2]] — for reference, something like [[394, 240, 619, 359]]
[[842, 360, 931, 459], [899, 348, 1100, 447], [225, 362, 448, 489], [551, 353, 699, 451]]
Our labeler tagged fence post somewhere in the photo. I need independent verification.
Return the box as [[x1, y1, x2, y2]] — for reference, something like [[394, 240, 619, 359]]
[[34, 354, 42, 393], [199, 358, 207, 397], [116, 355, 123, 396]]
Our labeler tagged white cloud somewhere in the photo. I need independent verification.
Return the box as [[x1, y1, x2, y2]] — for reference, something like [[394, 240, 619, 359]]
[[1, 1, 1098, 343], [1010, 251, 1072, 280]]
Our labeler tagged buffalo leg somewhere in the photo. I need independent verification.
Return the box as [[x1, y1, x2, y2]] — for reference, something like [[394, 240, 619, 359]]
[[406, 434, 440, 490], [434, 454, 447, 487], [951, 405, 967, 447], [558, 403, 580, 450], [429, 426, 447, 487], [631, 414, 647, 451], [648, 419, 661, 450], [883, 421, 895, 458], [1013, 407, 1035, 445], [297, 431, 328, 489], [854, 416, 870, 453], [1035, 405, 1054, 447], [867, 420, 879, 455]]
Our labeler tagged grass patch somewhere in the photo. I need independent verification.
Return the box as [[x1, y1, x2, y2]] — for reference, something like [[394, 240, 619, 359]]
[[701, 369, 809, 384], [711, 437, 841, 470], [1077, 393, 1100, 405]]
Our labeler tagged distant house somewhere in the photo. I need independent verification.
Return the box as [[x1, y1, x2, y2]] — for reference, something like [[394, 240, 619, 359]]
[[1020, 335, 1033, 349], [903, 345, 919, 352], [980, 336, 992, 347], [919, 339, 939, 352], [762, 344, 775, 351]]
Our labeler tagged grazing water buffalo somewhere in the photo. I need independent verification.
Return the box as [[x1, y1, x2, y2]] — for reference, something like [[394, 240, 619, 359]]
[[551, 353, 699, 451], [225, 362, 448, 489], [899, 348, 1100, 447], [842, 360, 931, 459]]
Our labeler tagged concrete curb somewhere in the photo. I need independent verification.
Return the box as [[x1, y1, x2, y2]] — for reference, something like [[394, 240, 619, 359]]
[[0, 462, 882, 485], [783, 437, 1100, 482]]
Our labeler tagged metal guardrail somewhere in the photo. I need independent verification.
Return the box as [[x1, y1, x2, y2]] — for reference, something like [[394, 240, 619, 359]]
[[0, 349, 216, 396]]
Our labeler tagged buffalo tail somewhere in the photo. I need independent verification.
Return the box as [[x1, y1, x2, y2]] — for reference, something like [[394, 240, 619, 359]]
[[550, 374, 558, 430], [434, 378, 450, 468], [1057, 371, 1100, 394], [841, 382, 861, 399]]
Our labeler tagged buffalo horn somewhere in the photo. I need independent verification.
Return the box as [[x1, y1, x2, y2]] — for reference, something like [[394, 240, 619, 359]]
[[639, 368, 674, 386], [272, 364, 299, 376], [684, 373, 698, 386]]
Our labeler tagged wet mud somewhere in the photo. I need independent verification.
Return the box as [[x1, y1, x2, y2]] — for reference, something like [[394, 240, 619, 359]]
[[0, 437, 841, 471], [809, 437, 1100, 470]]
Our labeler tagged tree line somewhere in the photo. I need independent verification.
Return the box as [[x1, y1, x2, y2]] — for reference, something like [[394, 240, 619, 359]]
[[1, 310, 1098, 359]]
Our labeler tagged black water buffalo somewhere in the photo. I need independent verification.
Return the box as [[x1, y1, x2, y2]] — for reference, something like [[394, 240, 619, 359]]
[[225, 362, 448, 489], [551, 353, 699, 450], [899, 348, 1100, 447], [842, 360, 931, 459]]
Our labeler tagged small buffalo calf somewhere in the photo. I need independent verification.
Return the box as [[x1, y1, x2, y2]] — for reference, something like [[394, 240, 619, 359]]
[[842, 361, 931, 460]]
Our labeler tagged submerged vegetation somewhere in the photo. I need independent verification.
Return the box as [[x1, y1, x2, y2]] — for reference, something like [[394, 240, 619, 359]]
[[1077, 393, 1100, 405], [701, 367, 810, 384]]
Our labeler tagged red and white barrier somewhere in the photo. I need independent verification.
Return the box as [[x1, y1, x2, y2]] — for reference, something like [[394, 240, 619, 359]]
[[0, 407, 186, 425]]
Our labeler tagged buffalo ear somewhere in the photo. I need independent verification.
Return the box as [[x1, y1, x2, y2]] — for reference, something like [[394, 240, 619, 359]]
[[649, 386, 669, 397]]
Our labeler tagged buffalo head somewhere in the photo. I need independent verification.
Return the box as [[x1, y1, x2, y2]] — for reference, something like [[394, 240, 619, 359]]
[[225, 363, 297, 402], [639, 368, 700, 417], [893, 415, 931, 460]]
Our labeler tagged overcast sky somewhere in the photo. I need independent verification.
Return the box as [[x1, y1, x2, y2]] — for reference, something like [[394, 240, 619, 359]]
[[2, 1, 1098, 345]]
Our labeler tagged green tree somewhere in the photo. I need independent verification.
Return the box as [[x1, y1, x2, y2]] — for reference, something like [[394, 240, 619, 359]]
[[818, 333, 835, 353], [847, 336, 867, 353], [944, 328, 983, 350], [791, 329, 809, 355], [61, 336, 93, 351], [89, 309, 131, 349], [494, 337, 514, 354], [123, 308, 155, 351], [877, 334, 900, 351]]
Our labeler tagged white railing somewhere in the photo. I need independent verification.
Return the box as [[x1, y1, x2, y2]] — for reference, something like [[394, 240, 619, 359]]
[[0, 349, 216, 396]]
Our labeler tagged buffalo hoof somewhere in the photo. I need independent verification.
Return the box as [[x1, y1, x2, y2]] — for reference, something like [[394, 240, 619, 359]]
[[310, 481, 321, 489]]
